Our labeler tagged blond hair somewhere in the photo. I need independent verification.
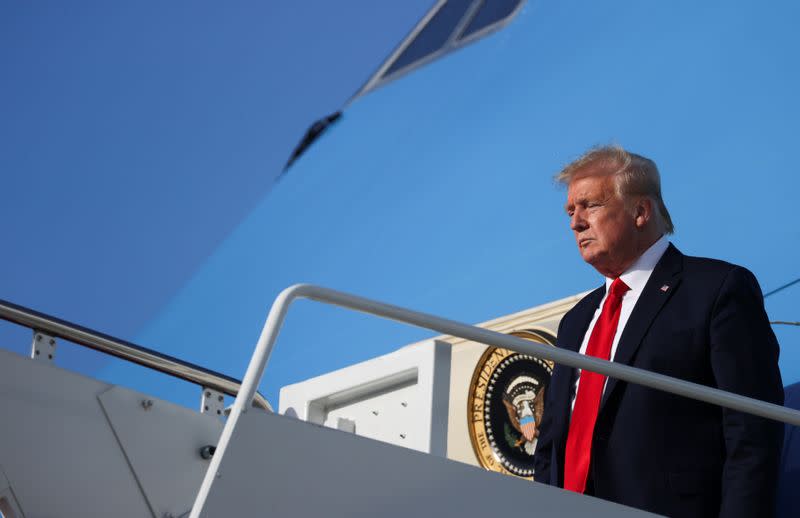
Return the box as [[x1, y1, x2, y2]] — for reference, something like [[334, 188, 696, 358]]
[[555, 145, 674, 234]]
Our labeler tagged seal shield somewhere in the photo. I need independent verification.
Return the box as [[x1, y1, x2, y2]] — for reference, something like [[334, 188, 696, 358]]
[[467, 330, 554, 478]]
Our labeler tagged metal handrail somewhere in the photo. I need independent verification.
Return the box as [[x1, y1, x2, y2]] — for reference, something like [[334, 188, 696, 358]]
[[0, 298, 272, 412], [190, 283, 800, 517]]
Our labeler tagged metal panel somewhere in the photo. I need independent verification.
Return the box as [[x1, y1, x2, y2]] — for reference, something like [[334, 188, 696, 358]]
[[200, 387, 226, 417], [0, 465, 25, 518], [98, 386, 223, 518], [0, 349, 154, 517], [199, 410, 659, 517], [0, 348, 222, 518], [29, 332, 55, 363]]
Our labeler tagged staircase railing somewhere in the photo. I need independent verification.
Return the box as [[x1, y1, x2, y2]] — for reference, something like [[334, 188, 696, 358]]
[[0, 298, 272, 412]]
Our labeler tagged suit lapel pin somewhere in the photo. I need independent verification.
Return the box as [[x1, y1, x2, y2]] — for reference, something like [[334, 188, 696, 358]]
[[660, 284, 670, 292]]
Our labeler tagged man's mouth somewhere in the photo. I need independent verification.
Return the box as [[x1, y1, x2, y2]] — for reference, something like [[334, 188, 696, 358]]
[[578, 238, 593, 248]]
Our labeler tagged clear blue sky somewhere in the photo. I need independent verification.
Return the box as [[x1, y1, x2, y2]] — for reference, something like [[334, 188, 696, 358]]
[[2, 1, 798, 410]]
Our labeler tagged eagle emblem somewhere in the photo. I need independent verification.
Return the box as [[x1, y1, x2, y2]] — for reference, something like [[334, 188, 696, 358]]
[[503, 376, 545, 455], [503, 376, 545, 454], [468, 333, 555, 479]]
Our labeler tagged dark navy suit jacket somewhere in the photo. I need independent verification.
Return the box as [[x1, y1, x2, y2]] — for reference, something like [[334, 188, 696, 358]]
[[777, 382, 800, 518], [533, 244, 784, 517]]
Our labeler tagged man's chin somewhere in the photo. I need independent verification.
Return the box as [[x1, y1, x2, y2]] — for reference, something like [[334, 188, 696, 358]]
[[581, 250, 610, 272], [579, 247, 599, 264]]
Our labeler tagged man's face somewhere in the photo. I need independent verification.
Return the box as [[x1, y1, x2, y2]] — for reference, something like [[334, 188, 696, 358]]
[[565, 172, 639, 277]]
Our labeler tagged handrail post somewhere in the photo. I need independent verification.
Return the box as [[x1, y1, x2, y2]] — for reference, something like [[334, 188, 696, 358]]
[[189, 284, 303, 517]]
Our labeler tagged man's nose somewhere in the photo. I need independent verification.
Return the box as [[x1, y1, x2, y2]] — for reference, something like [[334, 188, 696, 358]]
[[570, 209, 588, 232]]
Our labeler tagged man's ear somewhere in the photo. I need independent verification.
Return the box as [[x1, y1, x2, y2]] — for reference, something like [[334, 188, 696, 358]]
[[634, 197, 653, 229]]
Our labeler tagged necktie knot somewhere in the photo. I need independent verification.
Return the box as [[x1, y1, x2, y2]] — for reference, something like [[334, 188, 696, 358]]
[[609, 278, 630, 299]]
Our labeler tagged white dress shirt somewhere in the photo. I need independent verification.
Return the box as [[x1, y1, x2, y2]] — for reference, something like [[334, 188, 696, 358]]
[[571, 235, 670, 410]]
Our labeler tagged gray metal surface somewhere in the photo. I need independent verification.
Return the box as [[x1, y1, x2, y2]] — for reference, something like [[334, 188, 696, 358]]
[[0, 297, 271, 411], [0, 348, 222, 518], [99, 386, 223, 518], [0, 348, 153, 517], [0, 465, 24, 518], [200, 387, 226, 417], [30, 331, 55, 363], [199, 410, 659, 517]]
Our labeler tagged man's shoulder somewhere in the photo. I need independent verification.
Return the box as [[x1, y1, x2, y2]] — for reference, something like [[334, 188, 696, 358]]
[[680, 250, 737, 274], [668, 245, 764, 298], [676, 248, 756, 283]]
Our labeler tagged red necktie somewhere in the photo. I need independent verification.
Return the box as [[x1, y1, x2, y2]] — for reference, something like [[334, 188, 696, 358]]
[[564, 277, 630, 493]]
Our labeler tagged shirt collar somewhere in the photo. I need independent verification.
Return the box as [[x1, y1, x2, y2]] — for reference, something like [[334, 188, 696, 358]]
[[605, 235, 670, 295]]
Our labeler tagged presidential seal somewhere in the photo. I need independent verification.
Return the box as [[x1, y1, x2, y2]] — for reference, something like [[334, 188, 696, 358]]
[[467, 330, 555, 478]]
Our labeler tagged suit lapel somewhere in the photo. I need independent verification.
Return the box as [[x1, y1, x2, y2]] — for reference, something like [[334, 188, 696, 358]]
[[561, 286, 605, 353], [600, 244, 684, 410]]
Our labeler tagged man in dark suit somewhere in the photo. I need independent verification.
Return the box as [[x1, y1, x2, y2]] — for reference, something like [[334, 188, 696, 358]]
[[532, 146, 784, 517]]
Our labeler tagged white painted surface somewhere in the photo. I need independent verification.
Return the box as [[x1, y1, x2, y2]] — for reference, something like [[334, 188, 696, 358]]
[[279, 339, 451, 455]]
